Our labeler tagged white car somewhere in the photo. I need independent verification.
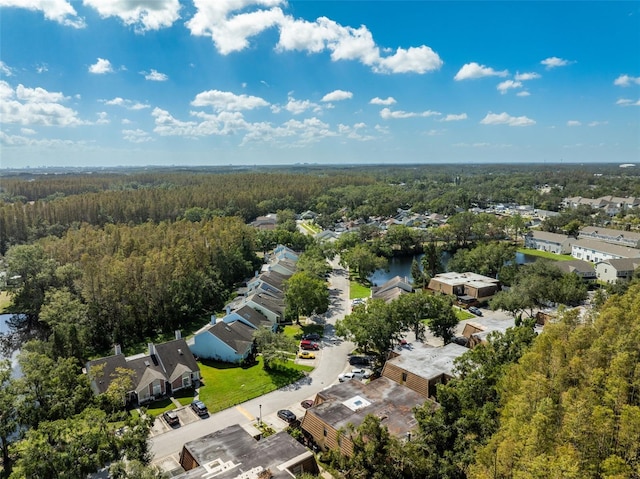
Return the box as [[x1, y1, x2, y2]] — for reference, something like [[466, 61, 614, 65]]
[[338, 372, 355, 382]]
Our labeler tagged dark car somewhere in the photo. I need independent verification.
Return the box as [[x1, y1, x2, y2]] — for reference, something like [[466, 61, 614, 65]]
[[277, 409, 296, 423], [300, 339, 320, 350], [163, 410, 179, 426], [349, 355, 370, 366], [190, 400, 208, 417], [301, 399, 314, 409], [469, 306, 483, 316], [302, 333, 321, 341]]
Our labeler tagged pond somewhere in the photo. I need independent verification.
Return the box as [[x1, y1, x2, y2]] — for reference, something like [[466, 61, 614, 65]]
[[0, 313, 22, 378], [368, 250, 537, 287]]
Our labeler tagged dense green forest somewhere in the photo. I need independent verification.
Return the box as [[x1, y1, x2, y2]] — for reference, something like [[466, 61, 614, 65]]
[[3, 164, 640, 254]]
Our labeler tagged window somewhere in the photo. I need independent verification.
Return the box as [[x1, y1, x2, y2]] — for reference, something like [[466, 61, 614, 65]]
[[182, 373, 191, 388], [323, 428, 328, 437], [402, 372, 408, 383]]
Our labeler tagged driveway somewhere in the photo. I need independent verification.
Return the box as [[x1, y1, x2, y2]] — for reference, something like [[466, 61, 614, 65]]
[[150, 258, 353, 470]]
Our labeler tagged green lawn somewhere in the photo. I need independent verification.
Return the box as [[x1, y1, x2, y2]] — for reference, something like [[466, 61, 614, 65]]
[[0, 291, 12, 313], [283, 323, 325, 340], [518, 248, 574, 261], [197, 357, 313, 414], [350, 280, 371, 300], [142, 398, 176, 417], [173, 386, 197, 406], [454, 308, 475, 321], [299, 221, 322, 235]]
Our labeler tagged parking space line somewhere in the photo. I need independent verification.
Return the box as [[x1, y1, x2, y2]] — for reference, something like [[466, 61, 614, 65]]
[[236, 405, 255, 421]]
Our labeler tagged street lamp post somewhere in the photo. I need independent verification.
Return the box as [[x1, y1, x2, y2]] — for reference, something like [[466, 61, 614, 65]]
[[259, 404, 262, 426]]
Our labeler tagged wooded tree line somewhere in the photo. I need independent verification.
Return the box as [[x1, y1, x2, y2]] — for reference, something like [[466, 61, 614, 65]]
[[3, 217, 260, 359], [3, 165, 640, 254]]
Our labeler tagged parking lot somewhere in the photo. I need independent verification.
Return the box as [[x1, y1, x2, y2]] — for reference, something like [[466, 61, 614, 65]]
[[148, 404, 207, 437]]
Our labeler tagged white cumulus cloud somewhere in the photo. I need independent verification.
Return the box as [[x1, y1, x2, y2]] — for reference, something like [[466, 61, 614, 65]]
[[380, 108, 440, 119], [0, 61, 14, 76], [186, 0, 442, 74], [614, 74, 640, 87], [142, 69, 168, 81], [441, 113, 468, 122], [0, 81, 85, 126], [321, 90, 353, 102], [101, 97, 150, 110], [515, 72, 541, 81], [541, 56, 572, 69], [497, 80, 523, 94], [83, 0, 181, 32], [284, 96, 322, 115], [89, 58, 114, 74], [616, 98, 640, 106], [369, 97, 396, 106], [191, 90, 269, 111], [567, 120, 582, 127], [517, 91, 531, 97], [480, 112, 535, 127], [0, 0, 85, 28], [454, 62, 508, 81], [123, 128, 153, 143]]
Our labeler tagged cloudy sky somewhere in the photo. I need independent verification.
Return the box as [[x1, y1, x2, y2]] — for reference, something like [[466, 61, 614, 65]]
[[1, 0, 639, 168]]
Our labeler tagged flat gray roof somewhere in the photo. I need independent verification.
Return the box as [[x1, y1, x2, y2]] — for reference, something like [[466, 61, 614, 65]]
[[310, 376, 427, 438], [385, 343, 468, 380]]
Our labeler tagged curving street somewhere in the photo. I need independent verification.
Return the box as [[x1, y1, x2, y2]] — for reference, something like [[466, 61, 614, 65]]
[[150, 259, 354, 472]]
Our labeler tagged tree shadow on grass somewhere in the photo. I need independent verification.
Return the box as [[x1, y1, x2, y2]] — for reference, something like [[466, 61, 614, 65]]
[[265, 363, 307, 389]]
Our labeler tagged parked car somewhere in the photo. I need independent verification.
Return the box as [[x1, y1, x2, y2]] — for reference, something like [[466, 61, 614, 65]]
[[298, 350, 316, 359], [277, 409, 296, 423], [190, 400, 208, 417], [338, 372, 355, 382], [301, 399, 314, 409], [469, 306, 483, 316], [349, 355, 371, 366], [351, 368, 366, 376], [300, 339, 319, 350], [163, 410, 179, 426], [302, 333, 321, 341]]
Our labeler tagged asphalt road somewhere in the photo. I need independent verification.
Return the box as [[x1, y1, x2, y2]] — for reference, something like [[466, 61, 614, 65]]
[[150, 259, 354, 470]]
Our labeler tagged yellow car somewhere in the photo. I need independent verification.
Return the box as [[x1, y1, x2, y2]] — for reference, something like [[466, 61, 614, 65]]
[[298, 350, 316, 359]]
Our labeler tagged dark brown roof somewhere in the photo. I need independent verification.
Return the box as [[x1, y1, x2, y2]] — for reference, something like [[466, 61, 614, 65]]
[[154, 338, 200, 382], [235, 305, 272, 329], [86, 354, 129, 394]]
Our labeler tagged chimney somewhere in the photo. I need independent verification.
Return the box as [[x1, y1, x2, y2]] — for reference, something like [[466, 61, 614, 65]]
[[226, 305, 231, 315], [114, 344, 122, 356], [255, 270, 259, 277], [211, 314, 217, 325], [148, 343, 155, 356], [175, 330, 181, 340]]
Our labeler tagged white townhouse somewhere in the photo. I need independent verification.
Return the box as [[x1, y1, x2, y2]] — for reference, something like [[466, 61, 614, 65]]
[[571, 238, 640, 264]]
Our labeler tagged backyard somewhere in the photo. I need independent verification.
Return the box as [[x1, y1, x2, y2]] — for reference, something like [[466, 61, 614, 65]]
[[518, 248, 573, 261]]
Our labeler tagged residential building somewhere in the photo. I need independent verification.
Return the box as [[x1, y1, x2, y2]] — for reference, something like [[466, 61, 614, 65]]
[[242, 292, 286, 324], [578, 226, 640, 249], [427, 272, 500, 304], [553, 259, 596, 280], [523, 230, 575, 255], [177, 424, 318, 478], [250, 214, 278, 230], [381, 343, 467, 398], [371, 276, 413, 303], [595, 258, 640, 283], [461, 317, 518, 348], [86, 334, 200, 405], [246, 270, 289, 296], [571, 238, 640, 263], [300, 376, 430, 457]]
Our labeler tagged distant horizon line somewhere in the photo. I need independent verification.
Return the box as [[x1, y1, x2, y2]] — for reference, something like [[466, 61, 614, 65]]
[[1, 161, 636, 172]]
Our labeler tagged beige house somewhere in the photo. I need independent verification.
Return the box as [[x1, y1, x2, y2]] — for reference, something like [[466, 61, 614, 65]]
[[595, 258, 640, 284], [579, 226, 640, 249], [427, 272, 500, 304], [461, 316, 517, 348], [571, 238, 640, 263]]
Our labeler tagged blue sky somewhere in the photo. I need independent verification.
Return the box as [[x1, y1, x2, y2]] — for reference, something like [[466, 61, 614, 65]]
[[1, 0, 639, 168]]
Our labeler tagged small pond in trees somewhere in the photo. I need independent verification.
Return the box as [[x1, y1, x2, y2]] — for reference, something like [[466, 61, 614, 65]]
[[368, 251, 537, 287], [0, 313, 22, 378]]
